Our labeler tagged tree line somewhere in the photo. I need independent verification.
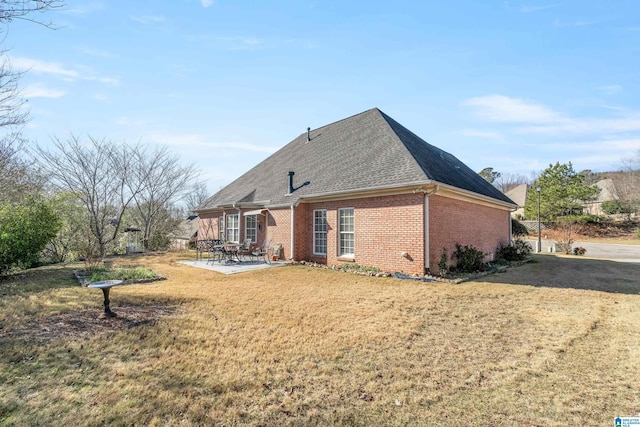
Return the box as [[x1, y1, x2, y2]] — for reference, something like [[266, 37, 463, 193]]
[[478, 151, 640, 223], [0, 1, 208, 275]]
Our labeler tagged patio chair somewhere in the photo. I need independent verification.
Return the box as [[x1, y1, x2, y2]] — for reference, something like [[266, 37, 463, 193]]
[[251, 239, 272, 263], [237, 238, 255, 261], [207, 239, 224, 264]]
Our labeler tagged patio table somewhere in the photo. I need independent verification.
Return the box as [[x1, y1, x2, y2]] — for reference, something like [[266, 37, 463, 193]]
[[214, 243, 242, 263]]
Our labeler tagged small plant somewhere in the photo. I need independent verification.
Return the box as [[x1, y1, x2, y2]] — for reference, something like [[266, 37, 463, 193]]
[[496, 239, 532, 262], [437, 248, 449, 276], [452, 243, 486, 273], [340, 263, 381, 273], [636, 227, 640, 239], [573, 247, 587, 256], [89, 266, 158, 282]]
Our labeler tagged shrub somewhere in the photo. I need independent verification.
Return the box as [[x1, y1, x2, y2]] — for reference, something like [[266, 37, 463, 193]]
[[437, 248, 449, 276], [0, 197, 61, 276], [496, 239, 532, 262], [511, 218, 529, 237], [452, 243, 485, 273], [573, 247, 587, 256], [601, 199, 635, 216]]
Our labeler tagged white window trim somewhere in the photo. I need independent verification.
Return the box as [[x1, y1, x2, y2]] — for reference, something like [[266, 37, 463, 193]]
[[245, 214, 257, 243], [218, 216, 224, 240], [226, 214, 240, 243], [313, 209, 327, 256], [338, 207, 355, 257]]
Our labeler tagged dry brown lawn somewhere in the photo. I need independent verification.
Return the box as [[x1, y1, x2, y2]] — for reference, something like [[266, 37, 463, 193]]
[[1, 253, 640, 426]]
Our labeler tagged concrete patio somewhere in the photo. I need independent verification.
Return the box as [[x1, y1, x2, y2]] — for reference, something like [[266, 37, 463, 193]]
[[179, 259, 288, 275]]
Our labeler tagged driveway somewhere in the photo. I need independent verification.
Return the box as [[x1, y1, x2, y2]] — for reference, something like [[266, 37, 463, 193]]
[[527, 239, 640, 263]]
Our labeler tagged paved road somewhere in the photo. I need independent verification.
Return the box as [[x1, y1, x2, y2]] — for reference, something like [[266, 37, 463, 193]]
[[526, 239, 640, 263]]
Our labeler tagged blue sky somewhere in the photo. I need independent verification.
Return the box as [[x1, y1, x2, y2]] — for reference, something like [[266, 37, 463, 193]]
[[8, 0, 640, 193]]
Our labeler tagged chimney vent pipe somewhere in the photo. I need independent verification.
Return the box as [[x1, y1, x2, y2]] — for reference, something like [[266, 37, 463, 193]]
[[307, 127, 311, 142]]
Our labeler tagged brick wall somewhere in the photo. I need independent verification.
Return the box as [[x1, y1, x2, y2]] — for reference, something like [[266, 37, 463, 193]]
[[197, 212, 220, 240], [295, 193, 426, 275], [428, 195, 510, 273], [266, 208, 292, 260], [198, 210, 267, 245]]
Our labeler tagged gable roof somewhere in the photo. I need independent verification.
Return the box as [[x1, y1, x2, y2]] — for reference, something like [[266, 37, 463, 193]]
[[198, 108, 515, 211], [505, 183, 528, 207]]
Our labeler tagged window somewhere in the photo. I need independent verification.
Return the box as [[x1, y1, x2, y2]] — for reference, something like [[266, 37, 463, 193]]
[[218, 216, 224, 240], [226, 214, 239, 243], [313, 209, 327, 255], [338, 208, 354, 256], [245, 214, 257, 243]]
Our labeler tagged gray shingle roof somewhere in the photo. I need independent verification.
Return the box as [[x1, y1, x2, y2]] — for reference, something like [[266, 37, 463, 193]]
[[198, 108, 515, 210]]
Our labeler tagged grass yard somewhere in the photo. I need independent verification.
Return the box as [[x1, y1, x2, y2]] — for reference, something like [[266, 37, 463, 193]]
[[1, 253, 640, 426]]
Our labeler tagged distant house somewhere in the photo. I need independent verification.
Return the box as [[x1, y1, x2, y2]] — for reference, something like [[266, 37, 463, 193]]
[[169, 215, 199, 251], [196, 108, 516, 275], [584, 179, 617, 216], [504, 184, 528, 219]]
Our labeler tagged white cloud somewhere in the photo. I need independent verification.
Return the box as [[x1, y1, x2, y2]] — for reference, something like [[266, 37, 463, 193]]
[[115, 117, 149, 126], [201, 0, 214, 7], [13, 57, 78, 78], [520, 4, 559, 13], [517, 114, 640, 135], [459, 129, 503, 139], [23, 83, 65, 98], [79, 47, 117, 59], [554, 19, 597, 28], [597, 85, 622, 96], [463, 94, 640, 137], [12, 56, 118, 85], [152, 132, 279, 153], [62, 3, 105, 16], [462, 94, 563, 124], [93, 93, 109, 101], [130, 15, 166, 25]]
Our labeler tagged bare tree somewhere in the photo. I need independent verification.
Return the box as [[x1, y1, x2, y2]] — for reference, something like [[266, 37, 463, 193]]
[[0, 2, 63, 200], [0, 1, 64, 129], [185, 181, 208, 214], [129, 145, 200, 250], [610, 150, 640, 217], [0, 132, 44, 202], [0, 1, 63, 25], [494, 172, 531, 193], [36, 136, 145, 259]]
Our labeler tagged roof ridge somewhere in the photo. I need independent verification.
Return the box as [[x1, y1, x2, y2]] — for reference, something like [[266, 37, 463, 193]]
[[298, 107, 381, 136]]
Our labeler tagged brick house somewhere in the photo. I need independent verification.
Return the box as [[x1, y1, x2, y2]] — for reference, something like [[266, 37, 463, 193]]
[[196, 108, 516, 275]]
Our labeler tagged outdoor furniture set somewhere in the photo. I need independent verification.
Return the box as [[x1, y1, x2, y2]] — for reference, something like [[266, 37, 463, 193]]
[[197, 239, 273, 264]]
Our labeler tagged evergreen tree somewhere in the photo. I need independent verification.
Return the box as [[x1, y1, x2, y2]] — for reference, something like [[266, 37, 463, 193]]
[[524, 162, 599, 221]]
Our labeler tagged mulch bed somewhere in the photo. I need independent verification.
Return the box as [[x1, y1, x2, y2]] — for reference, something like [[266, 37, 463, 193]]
[[0, 304, 178, 343]]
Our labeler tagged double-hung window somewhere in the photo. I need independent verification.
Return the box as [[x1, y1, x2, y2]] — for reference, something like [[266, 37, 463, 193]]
[[245, 214, 257, 243], [218, 216, 224, 240], [226, 214, 239, 243], [313, 209, 327, 255], [338, 208, 354, 256]]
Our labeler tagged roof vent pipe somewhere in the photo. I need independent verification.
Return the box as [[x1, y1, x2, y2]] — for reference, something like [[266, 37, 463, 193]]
[[307, 127, 311, 142], [288, 171, 295, 194], [287, 170, 310, 195]]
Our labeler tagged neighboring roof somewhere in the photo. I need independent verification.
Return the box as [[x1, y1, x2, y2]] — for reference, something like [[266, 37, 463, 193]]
[[171, 216, 199, 239], [591, 179, 617, 203], [198, 108, 515, 211], [504, 184, 528, 208]]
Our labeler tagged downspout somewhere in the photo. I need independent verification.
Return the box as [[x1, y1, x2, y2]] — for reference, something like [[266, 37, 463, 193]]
[[419, 185, 439, 275], [237, 207, 241, 242], [290, 204, 295, 260]]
